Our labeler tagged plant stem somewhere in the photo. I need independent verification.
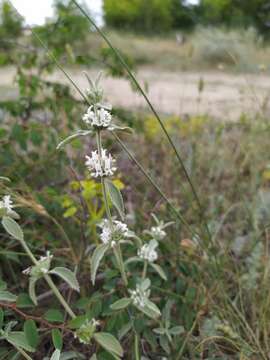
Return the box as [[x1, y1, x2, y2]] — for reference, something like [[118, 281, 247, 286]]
[[142, 261, 148, 280], [96, 131, 128, 286], [115, 243, 128, 286], [12, 344, 33, 360], [134, 333, 140, 360], [43, 274, 76, 318], [50, 216, 78, 264], [18, 237, 76, 319]]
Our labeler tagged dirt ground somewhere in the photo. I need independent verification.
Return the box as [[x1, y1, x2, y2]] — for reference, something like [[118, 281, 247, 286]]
[[1, 66, 270, 120]]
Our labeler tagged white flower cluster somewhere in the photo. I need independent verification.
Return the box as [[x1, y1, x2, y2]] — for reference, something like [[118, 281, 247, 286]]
[[85, 149, 116, 178], [100, 219, 129, 247], [0, 195, 13, 213], [22, 251, 53, 276], [138, 242, 158, 263], [150, 225, 166, 241], [130, 285, 148, 308], [82, 106, 112, 128]]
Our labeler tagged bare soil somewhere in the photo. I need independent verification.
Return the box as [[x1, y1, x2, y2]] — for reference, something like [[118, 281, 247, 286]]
[[1, 66, 270, 119]]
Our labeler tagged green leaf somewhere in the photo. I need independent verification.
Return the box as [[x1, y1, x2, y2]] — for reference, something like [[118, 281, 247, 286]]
[[44, 309, 64, 323], [24, 320, 39, 349], [169, 326, 185, 335], [1, 217, 23, 241], [118, 322, 132, 340], [57, 130, 92, 150], [50, 267, 80, 292], [0, 290, 17, 302], [0, 308, 4, 328], [94, 332, 123, 357], [60, 351, 85, 360], [150, 263, 167, 281], [105, 179, 125, 220], [6, 331, 35, 352], [90, 244, 109, 285], [16, 293, 35, 308], [153, 327, 166, 335], [50, 349, 61, 360], [7, 210, 20, 220], [0, 176, 10, 182], [109, 125, 133, 134], [0, 279, 7, 290], [63, 206, 77, 218], [160, 334, 170, 354], [68, 315, 87, 329], [145, 299, 161, 317], [90, 355, 98, 360], [136, 300, 161, 320], [110, 298, 131, 311], [52, 329, 63, 351], [29, 277, 38, 306]]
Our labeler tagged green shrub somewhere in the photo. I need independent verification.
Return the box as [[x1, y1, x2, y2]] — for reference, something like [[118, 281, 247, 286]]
[[33, 0, 89, 57], [103, 0, 173, 33], [0, 0, 23, 51], [192, 26, 262, 68]]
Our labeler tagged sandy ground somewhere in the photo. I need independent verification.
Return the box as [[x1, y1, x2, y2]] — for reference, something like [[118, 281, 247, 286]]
[[1, 66, 270, 119]]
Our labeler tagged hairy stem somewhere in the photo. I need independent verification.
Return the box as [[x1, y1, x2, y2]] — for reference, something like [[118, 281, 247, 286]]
[[142, 261, 148, 280], [96, 131, 128, 286], [12, 344, 33, 360], [18, 237, 76, 319]]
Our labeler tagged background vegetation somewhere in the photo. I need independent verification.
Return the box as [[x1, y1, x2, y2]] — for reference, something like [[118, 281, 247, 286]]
[[104, 0, 270, 34], [0, 0, 270, 359]]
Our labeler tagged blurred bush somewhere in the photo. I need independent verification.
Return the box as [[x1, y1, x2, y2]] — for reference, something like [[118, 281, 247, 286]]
[[198, 0, 270, 36], [33, 0, 90, 58], [0, 0, 23, 64], [103, 0, 173, 33], [191, 26, 263, 69], [0, 0, 23, 46]]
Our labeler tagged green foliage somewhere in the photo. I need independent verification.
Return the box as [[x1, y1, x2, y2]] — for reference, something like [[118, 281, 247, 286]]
[[0, 0, 23, 50], [103, 0, 270, 35], [198, 0, 270, 34], [191, 26, 262, 68], [103, 0, 173, 32], [33, 0, 89, 57], [0, 0, 23, 64], [171, 0, 195, 29]]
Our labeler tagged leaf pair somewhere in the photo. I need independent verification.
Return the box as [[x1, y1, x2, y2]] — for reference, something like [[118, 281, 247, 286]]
[[29, 267, 80, 306]]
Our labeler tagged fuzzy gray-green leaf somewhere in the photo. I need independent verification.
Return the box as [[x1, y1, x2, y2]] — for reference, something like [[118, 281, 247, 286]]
[[29, 277, 38, 306], [6, 331, 35, 352], [2, 216, 23, 241], [110, 298, 131, 311], [57, 130, 92, 150], [0, 290, 17, 302], [90, 244, 109, 285], [50, 349, 61, 360], [150, 263, 167, 281], [50, 267, 80, 292], [105, 180, 125, 220], [94, 332, 123, 357]]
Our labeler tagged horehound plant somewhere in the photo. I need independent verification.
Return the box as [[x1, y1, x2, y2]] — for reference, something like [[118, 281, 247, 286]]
[[0, 75, 176, 359], [56, 74, 177, 357]]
